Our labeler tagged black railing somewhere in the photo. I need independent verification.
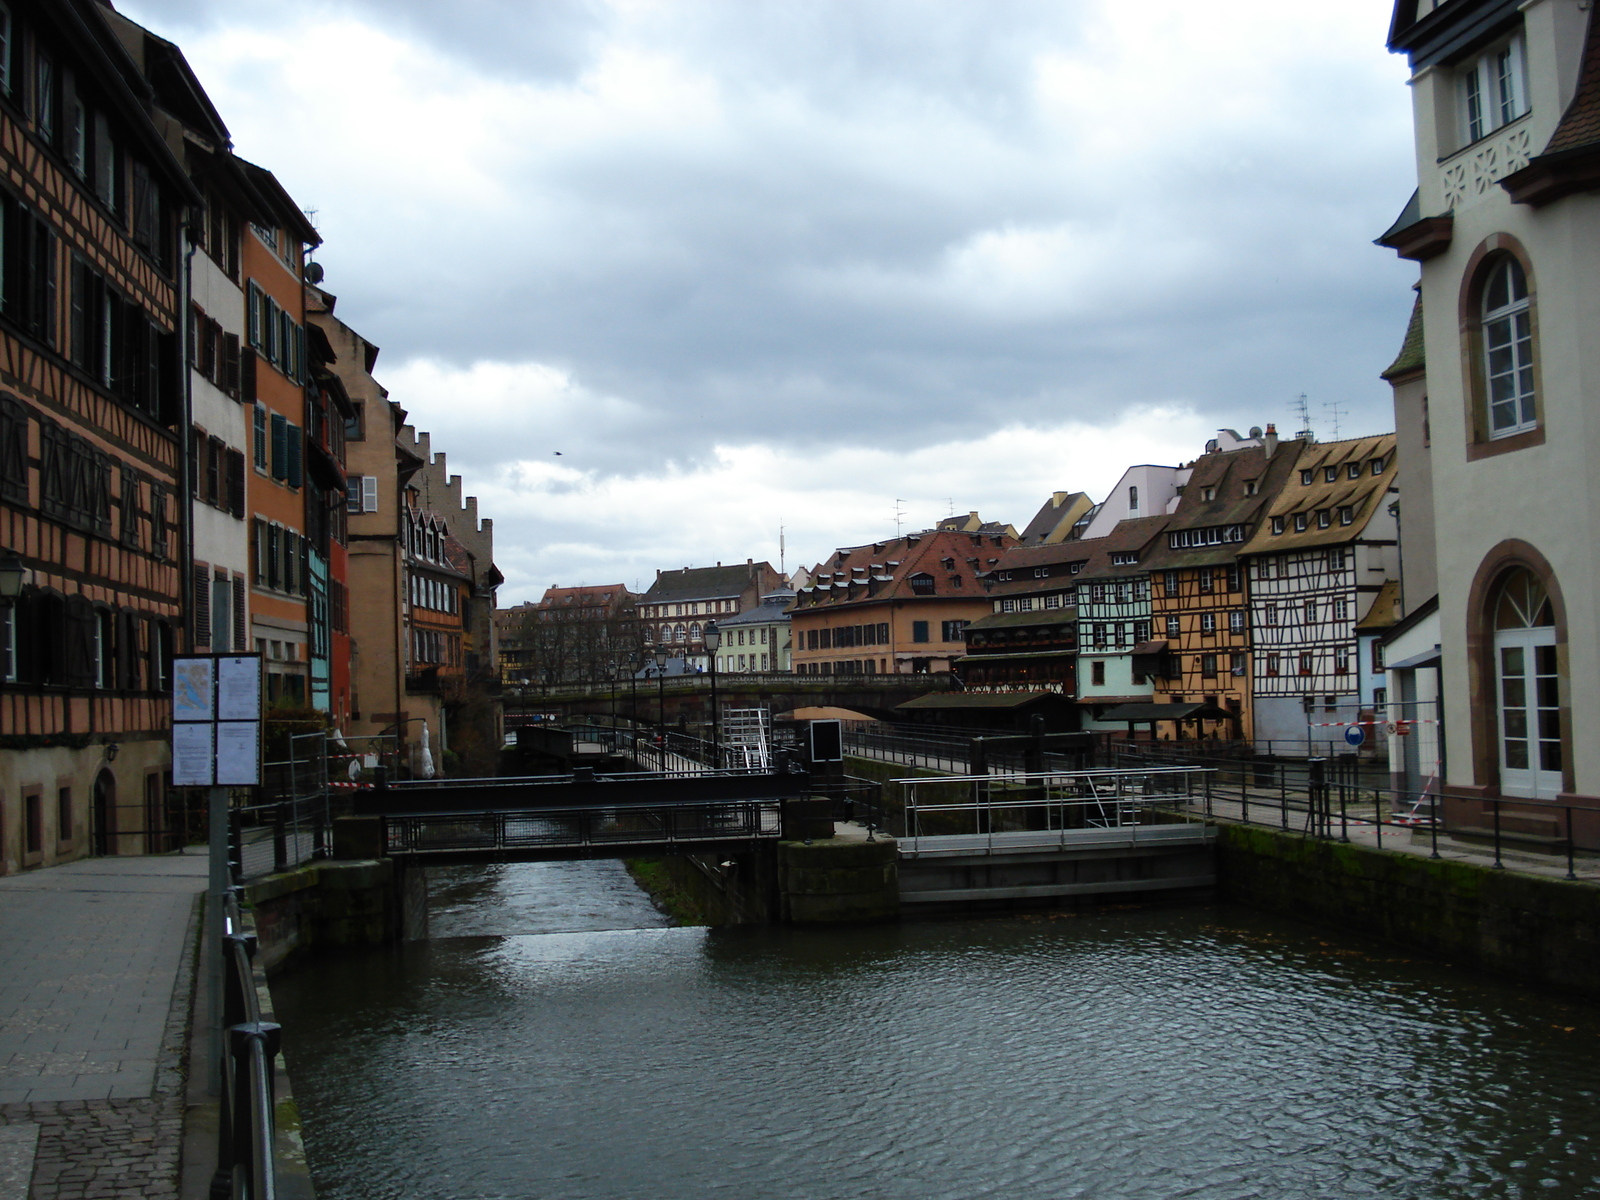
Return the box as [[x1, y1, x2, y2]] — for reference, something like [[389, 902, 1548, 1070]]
[[214, 893, 279, 1200], [229, 792, 346, 883], [382, 799, 783, 860]]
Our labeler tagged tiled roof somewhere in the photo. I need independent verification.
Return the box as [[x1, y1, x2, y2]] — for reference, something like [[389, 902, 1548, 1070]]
[[793, 529, 1015, 611], [1142, 441, 1307, 570], [964, 606, 1078, 632], [985, 515, 1169, 595], [1542, 7, 1600, 157], [643, 563, 770, 603], [1240, 434, 1398, 556], [1356, 579, 1402, 633], [1381, 293, 1425, 381]]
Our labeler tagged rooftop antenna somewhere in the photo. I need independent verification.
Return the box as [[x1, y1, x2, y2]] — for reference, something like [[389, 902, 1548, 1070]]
[[1292, 392, 1314, 442], [946, 498, 955, 518], [1324, 400, 1346, 440], [779, 521, 786, 575], [893, 499, 906, 538]]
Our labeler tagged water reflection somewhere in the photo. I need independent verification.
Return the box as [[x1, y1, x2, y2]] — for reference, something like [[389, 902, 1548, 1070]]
[[274, 863, 1600, 1200]]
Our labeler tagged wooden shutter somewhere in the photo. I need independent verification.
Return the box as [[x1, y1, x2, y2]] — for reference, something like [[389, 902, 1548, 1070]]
[[362, 475, 377, 512], [65, 594, 95, 686], [286, 423, 302, 488], [226, 447, 245, 517], [270, 413, 287, 480], [232, 575, 246, 651], [116, 610, 136, 690], [266, 523, 280, 589], [222, 333, 240, 397], [192, 568, 210, 648]]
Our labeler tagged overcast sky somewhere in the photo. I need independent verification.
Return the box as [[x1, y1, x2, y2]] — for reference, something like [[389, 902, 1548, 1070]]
[[119, 0, 1420, 604]]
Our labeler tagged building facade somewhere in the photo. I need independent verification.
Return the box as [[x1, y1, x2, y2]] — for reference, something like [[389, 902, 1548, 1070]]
[[0, 1, 198, 872], [1380, 0, 1600, 821], [1241, 434, 1400, 750], [789, 529, 1016, 675], [709, 586, 793, 674], [640, 561, 782, 668]]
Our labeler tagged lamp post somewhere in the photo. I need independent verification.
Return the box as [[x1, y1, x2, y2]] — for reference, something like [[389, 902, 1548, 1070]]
[[628, 652, 640, 732], [653, 643, 669, 737], [703, 621, 721, 769], [608, 660, 619, 734]]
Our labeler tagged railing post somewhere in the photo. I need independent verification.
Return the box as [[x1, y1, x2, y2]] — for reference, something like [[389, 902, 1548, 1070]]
[[1280, 765, 1288, 831], [228, 809, 243, 885], [1492, 799, 1504, 869], [1566, 806, 1578, 881], [272, 804, 288, 874], [1374, 791, 1382, 848], [1338, 781, 1348, 843], [1204, 770, 1212, 818], [1308, 758, 1327, 839], [1430, 790, 1440, 858]]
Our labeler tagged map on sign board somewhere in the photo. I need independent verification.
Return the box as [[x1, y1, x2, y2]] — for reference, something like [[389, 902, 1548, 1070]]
[[172, 658, 215, 723]]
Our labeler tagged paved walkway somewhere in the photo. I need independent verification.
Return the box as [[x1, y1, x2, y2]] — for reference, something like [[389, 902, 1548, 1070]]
[[0, 852, 207, 1200]]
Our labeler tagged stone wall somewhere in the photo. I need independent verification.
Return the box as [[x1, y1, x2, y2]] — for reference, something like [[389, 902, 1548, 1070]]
[[1216, 824, 1600, 997], [242, 859, 403, 975]]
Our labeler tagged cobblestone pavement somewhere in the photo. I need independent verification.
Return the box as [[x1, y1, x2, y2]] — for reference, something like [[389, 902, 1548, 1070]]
[[0, 854, 206, 1200]]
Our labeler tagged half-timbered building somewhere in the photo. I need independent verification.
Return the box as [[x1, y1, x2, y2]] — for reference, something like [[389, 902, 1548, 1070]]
[[0, 0, 200, 872], [1145, 432, 1307, 741], [1241, 434, 1400, 751]]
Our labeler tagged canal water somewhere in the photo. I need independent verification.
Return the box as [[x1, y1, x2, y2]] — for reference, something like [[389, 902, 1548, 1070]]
[[274, 862, 1600, 1200]]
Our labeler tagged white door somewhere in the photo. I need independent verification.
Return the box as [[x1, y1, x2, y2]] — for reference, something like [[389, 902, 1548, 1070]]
[[1494, 626, 1562, 798]]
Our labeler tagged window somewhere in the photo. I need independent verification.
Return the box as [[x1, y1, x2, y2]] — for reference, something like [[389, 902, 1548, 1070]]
[[1322, 466, 1336, 483], [1347, 463, 1361, 480], [1230, 652, 1246, 677], [1044, 593, 1061, 609], [1244, 479, 1258, 496], [346, 476, 378, 514], [1460, 32, 1528, 146], [1304, 599, 1318, 625], [1271, 516, 1284, 535], [1229, 611, 1245, 634], [1293, 513, 1307, 533], [1201, 486, 1215, 502], [1164, 616, 1180, 639], [909, 573, 935, 596], [1163, 571, 1180, 597], [911, 620, 930, 644], [1300, 469, 1313, 485], [1128, 485, 1138, 511], [1258, 559, 1274, 580], [1265, 604, 1278, 626], [1299, 652, 1314, 675], [1091, 660, 1105, 686], [1326, 547, 1346, 571], [1317, 510, 1331, 529], [1334, 648, 1351, 676], [1200, 654, 1217, 679], [941, 620, 967, 642], [1266, 654, 1279, 677], [1371, 457, 1385, 475], [1226, 565, 1240, 592], [1334, 598, 1349, 622], [1033, 566, 1049, 579], [1482, 257, 1536, 438], [1091, 623, 1106, 647], [1198, 568, 1213, 594], [1110, 551, 1137, 566], [1339, 506, 1354, 525], [1200, 613, 1216, 635]]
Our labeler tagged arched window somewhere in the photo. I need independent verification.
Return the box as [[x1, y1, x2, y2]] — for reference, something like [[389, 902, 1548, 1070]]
[[1491, 567, 1561, 797], [674, 623, 686, 643], [1482, 257, 1535, 438], [689, 622, 702, 642]]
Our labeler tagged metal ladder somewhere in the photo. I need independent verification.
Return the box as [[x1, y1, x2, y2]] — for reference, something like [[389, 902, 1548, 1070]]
[[721, 707, 771, 770]]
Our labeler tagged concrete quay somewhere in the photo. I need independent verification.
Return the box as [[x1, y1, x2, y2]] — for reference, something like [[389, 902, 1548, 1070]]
[[0, 852, 206, 1200]]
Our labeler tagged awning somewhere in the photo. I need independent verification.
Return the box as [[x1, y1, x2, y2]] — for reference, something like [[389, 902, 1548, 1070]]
[[780, 706, 880, 722], [954, 649, 1076, 665], [1128, 640, 1168, 656], [1387, 646, 1441, 671], [1098, 701, 1236, 723], [896, 692, 1050, 711]]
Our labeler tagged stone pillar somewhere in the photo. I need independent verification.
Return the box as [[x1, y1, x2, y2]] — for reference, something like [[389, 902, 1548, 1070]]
[[777, 830, 898, 923]]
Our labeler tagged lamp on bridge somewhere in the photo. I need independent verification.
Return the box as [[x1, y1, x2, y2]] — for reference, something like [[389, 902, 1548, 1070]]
[[704, 621, 721, 770], [652, 642, 669, 735]]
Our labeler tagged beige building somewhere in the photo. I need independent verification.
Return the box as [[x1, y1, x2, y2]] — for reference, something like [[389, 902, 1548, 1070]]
[[1379, 0, 1600, 828]]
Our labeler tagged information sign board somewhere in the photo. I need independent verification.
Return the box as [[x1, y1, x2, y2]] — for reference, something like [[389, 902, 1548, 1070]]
[[171, 654, 263, 787]]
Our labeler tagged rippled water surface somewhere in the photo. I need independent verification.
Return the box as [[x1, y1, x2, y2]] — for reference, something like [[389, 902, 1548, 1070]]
[[274, 861, 1600, 1200]]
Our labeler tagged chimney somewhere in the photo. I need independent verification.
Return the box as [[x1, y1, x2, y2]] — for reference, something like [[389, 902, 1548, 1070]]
[[1263, 423, 1278, 459]]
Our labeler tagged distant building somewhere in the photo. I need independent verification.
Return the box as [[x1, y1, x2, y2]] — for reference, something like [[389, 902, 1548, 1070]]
[[497, 584, 640, 686], [710, 587, 794, 674], [1015, 492, 1094, 546], [789, 529, 1017, 675], [640, 561, 783, 668]]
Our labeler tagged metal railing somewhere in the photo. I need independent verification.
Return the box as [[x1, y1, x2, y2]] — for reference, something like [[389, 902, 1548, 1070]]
[[382, 799, 784, 859], [214, 892, 279, 1200], [893, 766, 1216, 842]]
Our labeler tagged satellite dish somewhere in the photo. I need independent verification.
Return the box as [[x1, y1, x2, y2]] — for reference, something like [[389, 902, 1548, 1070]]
[[305, 261, 325, 284]]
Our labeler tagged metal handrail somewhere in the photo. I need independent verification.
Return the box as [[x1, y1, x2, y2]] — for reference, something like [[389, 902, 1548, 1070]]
[[215, 893, 279, 1200]]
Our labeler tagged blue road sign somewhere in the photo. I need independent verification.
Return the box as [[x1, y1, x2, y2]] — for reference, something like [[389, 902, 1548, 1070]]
[[1343, 724, 1366, 748]]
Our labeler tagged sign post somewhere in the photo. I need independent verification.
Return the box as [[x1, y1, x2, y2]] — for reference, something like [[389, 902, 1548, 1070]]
[[172, 654, 261, 1094]]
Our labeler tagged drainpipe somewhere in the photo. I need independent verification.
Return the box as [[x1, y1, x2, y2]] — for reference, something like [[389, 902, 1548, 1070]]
[[179, 226, 198, 651]]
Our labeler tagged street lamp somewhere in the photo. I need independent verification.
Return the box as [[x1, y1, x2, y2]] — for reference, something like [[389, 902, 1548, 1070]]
[[703, 620, 721, 769], [653, 642, 669, 736], [628, 652, 640, 733], [0, 552, 26, 599], [608, 660, 619, 733]]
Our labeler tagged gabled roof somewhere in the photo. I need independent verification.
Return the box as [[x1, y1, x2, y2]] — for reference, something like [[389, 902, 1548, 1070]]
[[1143, 441, 1306, 570], [1017, 491, 1093, 544], [792, 529, 1015, 611], [234, 158, 321, 248], [985, 515, 1169, 595], [643, 563, 772, 604], [1240, 434, 1397, 556], [1356, 580, 1403, 633]]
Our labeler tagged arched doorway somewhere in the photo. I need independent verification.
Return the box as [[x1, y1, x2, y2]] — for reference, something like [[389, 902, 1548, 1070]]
[[92, 769, 115, 856], [1491, 568, 1562, 798]]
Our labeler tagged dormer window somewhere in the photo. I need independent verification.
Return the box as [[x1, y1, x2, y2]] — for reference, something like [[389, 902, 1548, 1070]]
[[1317, 510, 1331, 529], [1460, 32, 1528, 146], [1323, 466, 1338, 483], [1110, 551, 1138, 565], [1294, 513, 1308, 533], [1033, 566, 1049, 578], [909, 573, 935, 595], [1271, 516, 1285, 535], [1201, 485, 1216, 502], [1371, 456, 1386, 475], [1068, 562, 1084, 575], [1346, 462, 1361, 480], [1244, 479, 1258, 495], [1300, 470, 1313, 485]]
